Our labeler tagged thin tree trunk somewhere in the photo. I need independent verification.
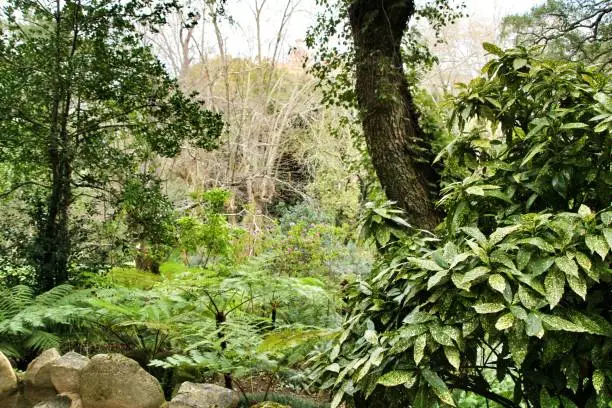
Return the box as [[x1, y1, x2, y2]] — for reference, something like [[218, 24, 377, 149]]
[[349, 0, 441, 231], [36, 0, 73, 291]]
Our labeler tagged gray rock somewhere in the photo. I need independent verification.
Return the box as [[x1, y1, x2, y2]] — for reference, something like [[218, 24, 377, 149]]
[[79, 353, 165, 408], [0, 351, 18, 396], [58, 392, 83, 408], [33, 395, 71, 408], [49, 352, 89, 394], [25, 348, 61, 388], [169, 382, 239, 408], [24, 348, 61, 405]]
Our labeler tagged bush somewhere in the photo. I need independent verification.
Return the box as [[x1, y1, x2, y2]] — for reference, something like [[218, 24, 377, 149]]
[[311, 46, 612, 408]]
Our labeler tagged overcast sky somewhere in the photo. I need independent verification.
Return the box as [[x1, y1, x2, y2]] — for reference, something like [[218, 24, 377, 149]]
[[216, 0, 545, 59]]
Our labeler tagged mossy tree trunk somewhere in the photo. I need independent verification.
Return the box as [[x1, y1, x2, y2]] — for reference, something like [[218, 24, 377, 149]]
[[349, 0, 441, 231]]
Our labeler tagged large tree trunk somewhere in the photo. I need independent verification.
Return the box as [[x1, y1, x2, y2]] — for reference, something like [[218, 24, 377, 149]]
[[349, 0, 441, 231]]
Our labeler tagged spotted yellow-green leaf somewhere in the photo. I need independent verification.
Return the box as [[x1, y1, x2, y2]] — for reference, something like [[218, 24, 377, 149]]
[[566, 274, 587, 300], [592, 369, 604, 394], [489, 225, 520, 245], [414, 333, 426, 365], [518, 285, 544, 309], [517, 237, 555, 252], [516, 248, 532, 270], [513, 58, 528, 71], [544, 267, 565, 309], [430, 325, 454, 347], [474, 303, 505, 314], [421, 368, 456, 407], [495, 313, 515, 330], [377, 370, 416, 387], [462, 266, 490, 285], [573, 251, 592, 272], [529, 257, 555, 276], [578, 204, 592, 217], [407, 257, 445, 271], [364, 329, 378, 345], [560, 122, 588, 130], [555, 255, 579, 277], [585, 234, 609, 260], [526, 313, 545, 338], [462, 227, 487, 245], [604, 228, 612, 250], [483, 42, 504, 56], [601, 211, 612, 226], [541, 314, 585, 332], [444, 346, 461, 370], [428, 270, 449, 290], [462, 320, 479, 337], [330, 344, 340, 361], [399, 324, 428, 339], [489, 274, 507, 293], [330, 390, 344, 408], [509, 322, 528, 365]]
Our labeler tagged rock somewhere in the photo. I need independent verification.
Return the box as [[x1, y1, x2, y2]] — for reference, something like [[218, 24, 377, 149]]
[[33, 395, 71, 408], [168, 382, 240, 408], [25, 348, 61, 388], [80, 353, 165, 408], [0, 351, 18, 396], [58, 392, 83, 408], [252, 403, 291, 408], [24, 348, 61, 405], [49, 352, 89, 394]]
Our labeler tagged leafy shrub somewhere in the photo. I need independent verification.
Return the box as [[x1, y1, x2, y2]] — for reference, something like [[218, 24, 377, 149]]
[[311, 46, 612, 408], [0, 260, 36, 289]]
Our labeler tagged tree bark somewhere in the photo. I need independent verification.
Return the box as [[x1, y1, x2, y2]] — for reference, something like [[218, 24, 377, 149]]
[[35, 2, 73, 291], [349, 0, 441, 231]]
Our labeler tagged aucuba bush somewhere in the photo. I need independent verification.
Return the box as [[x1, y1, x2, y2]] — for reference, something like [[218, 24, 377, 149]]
[[310, 46, 611, 408]]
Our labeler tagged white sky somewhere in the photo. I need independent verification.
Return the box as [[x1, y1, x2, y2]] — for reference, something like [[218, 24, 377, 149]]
[[217, 0, 545, 59]]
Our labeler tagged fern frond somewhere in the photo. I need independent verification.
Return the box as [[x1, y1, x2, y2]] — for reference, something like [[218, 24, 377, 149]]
[[35, 284, 74, 306], [24, 330, 61, 352]]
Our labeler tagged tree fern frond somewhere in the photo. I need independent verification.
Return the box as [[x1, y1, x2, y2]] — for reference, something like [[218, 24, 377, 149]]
[[35, 284, 74, 306], [24, 330, 61, 352]]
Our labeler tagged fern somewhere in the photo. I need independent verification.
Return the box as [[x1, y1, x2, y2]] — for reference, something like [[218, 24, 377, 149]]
[[0, 284, 88, 356]]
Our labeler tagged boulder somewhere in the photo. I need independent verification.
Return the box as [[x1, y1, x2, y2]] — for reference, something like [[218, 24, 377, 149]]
[[49, 352, 89, 394], [0, 351, 18, 396], [58, 392, 83, 408], [168, 382, 239, 408], [33, 395, 71, 408], [252, 403, 291, 408], [80, 353, 165, 408], [24, 348, 61, 405]]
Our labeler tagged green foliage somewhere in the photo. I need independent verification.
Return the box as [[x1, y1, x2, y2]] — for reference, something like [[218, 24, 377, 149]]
[[0, 260, 36, 289], [305, 0, 465, 109], [0, 0, 223, 287], [502, 0, 611, 71], [310, 47, 612, 408], [176, 188, 243, 267], [119, 174, 175, 268], [240, 392, 330, 408], [0, 284, 86, 358], [263, 204, 372, 280]]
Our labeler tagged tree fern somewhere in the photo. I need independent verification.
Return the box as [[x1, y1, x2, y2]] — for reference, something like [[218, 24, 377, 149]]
[[0, 284, 88, 357]]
